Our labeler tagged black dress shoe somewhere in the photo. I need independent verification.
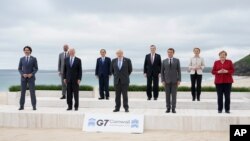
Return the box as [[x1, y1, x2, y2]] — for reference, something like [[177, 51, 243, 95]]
[[106, 97, 109, 100], [218, 111, 222, 113], [225, 110, 230, 114], [197, 98, 200, 101], [67, 108, 72, 111], [33, 107, 37, 111], [125, 109, 129, 113], [172, 109, 176, 113], [154, 98, 157, 100], [60, 96, 66, 99], [75, 108, 78, 111], [192, 99, 195, 101], [147, 98, 151, 100], [98, 98, 104, 100], [113, 109, 119, 112], [166, 109, 170, 113], [18, 107, 24, 110]]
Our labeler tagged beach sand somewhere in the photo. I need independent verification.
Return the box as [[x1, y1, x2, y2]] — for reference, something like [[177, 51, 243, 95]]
[[0, 128, 228, 141]]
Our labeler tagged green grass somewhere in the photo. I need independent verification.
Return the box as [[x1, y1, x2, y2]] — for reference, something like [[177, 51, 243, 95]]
[[9, 85, 250, 92], [9, 85, 93, 92]]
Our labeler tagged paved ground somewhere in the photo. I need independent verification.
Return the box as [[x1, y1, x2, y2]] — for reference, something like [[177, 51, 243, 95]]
[[0, 128, 229, 141]]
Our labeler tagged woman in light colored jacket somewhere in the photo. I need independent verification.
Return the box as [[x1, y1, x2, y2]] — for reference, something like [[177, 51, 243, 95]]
[[189, 48, 205, 101]]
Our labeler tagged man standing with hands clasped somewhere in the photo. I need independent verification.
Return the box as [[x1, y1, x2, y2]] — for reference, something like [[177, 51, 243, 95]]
[[18, 46, 38, 111], [161, 48, 181, 113], [64, 48, 82, 111]]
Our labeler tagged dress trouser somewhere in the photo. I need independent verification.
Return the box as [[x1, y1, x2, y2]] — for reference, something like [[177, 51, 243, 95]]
[[98, 74, 110, 98], [216, 83, 232, 111], [20, 78, 36, 108], [146, 74, 159, 99], [114, 81, 129, 110], [66, 80, 79, 109], [190, 72, 202, 100], [164, 82, 177, 110]]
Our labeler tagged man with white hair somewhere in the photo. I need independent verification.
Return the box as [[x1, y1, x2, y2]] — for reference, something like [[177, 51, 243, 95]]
[[111, 49, 133, 112], [63, 48, 82, 111]]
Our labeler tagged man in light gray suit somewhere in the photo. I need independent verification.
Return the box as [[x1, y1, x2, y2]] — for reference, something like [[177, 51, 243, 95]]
[[18, 46, 38, 110], [58, 44, 69, 99], [161, 48, 181, 113], [111, 49, 133, 113]]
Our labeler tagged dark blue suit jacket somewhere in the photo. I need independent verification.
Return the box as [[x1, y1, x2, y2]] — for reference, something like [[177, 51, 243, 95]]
[[18, 56, 38, 81], [63, 57, 82, 82], [95, 57, 111, 77]]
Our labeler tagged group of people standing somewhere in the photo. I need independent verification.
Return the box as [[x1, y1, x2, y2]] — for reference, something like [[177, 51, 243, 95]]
[[18, 45, 234, 114]]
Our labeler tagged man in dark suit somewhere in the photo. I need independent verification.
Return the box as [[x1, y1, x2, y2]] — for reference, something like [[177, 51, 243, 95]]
[[95, 49, 111, 100], [18, 46, 38, 110], [111, 49, 133, 113], [63, 48, 82, 111], [144, 45, 162, 100], [161, 48, 181, 113], [58, 44, 69, 99]]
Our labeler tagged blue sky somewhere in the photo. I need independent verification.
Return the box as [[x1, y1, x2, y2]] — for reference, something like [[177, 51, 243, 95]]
[[0, 0, 249, 70]]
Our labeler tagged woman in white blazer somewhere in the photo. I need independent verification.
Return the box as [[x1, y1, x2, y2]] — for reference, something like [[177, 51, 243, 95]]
[[189, 48, 205, 101]]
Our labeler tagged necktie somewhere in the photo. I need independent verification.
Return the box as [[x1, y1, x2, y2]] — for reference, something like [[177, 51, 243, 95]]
[[169, 58, 172, 68], [102, 58, 105, 63], [26, 57, 29, 63], [118, 59, 122, 70], [70, 58, 73, 67], [64, 53, 67, 58], [151, 54, 154, 64]]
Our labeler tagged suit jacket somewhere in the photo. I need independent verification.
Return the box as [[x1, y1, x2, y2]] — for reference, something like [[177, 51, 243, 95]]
[[63, 57, 82, 82], [143, 53, 162, 77], [161, 58, 181, 83], [111, 57, 133, 85], [58, 52, 69, 74], [18, 56, 38, 81], [95, 57, 111, 77]]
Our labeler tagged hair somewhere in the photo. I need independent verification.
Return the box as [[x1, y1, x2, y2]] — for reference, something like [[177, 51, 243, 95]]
[[193, 47, 201, 52], [167, 48, 175, 53], [100, 49, 106, 53], [23, 46, 32, 53], [150, 45, 156, 48], [219, 50, 227, 56]]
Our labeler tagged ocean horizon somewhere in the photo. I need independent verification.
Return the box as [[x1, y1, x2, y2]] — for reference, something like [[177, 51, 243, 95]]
[[0, 69, 216, 91]]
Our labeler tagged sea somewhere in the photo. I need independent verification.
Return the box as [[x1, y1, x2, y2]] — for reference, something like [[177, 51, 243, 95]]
[[0, 69, 215, 91]]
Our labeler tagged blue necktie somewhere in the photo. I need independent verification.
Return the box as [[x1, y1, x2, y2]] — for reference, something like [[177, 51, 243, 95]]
[[70, 58, 73, 67], [118, 59, 122, 70]]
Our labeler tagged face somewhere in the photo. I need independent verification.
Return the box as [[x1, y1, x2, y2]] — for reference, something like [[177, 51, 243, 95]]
[[68, 49, 75, 57], [193, 49, 200, 56], [100, 50, 106, 57], [219, 52, 227, 61], [63, 45, 69, 52], [167, 49, 174, 58], [24, 48, 31, 56], [116, 51, 123, 58], [150, 46, 156, 54]]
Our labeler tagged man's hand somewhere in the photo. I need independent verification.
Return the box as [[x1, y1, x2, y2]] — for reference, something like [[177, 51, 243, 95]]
[[23, 74, 28, 78], [162, 81, 165, 86], [58, 72, 61, 76], [64, 79, 67, 84], [77, 80, 81, 85], [144, 73, 147, 78], [177, 81, 180, 86], [158, 73, 161, 78], [27, 74, 33, 78], [95, 75, 99, 79]]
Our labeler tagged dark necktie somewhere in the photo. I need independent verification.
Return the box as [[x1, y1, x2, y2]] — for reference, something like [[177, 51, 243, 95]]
[[64, 53, 67, 58], [170, 58, 172, 68], [26, 57, 29, 63], [70, 58, 73, 67]]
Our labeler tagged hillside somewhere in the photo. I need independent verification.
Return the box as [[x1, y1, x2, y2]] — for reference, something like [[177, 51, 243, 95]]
[[234, 54, 250, 76]]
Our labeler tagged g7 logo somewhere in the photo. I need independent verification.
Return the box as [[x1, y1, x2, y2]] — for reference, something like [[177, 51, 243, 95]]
[[97, 119, 109, 126]]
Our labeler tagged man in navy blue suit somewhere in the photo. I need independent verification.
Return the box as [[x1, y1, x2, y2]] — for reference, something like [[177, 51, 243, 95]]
[[95, 49, 111, 100], [18, 46, 38, 110], [63, 48, 82, 111]]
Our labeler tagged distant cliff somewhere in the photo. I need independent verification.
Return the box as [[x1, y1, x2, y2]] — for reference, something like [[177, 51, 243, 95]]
[[234, 54, 250, 76]]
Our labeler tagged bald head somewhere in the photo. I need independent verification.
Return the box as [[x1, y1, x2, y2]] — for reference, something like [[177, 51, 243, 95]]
[[116, 49, 124, 59], [63, 44, 69, 52], [68, 48, 75, 57]]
